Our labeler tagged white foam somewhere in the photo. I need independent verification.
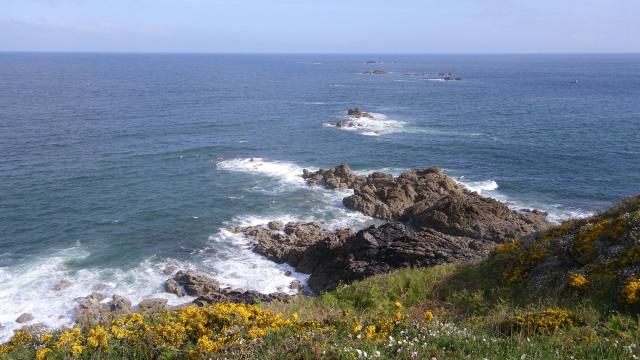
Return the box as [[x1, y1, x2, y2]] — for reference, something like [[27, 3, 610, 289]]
[[457, 177, 499, 194], [325, 112, 407, 136], [0, 248, 194, 342], [216, 158, 307, 186], [203, 229, 309, 294]]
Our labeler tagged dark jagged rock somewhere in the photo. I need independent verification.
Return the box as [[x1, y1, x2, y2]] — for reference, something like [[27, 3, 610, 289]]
[[193, 289, 290, 307], [174, 270, 220, 297], [230, 221, 353, 270], [304, 165, 550, 243], [166, 270, 292, 305], [236, 221, 494, 293], [307, 222, 495, 292], [372, 69, 387, 75]]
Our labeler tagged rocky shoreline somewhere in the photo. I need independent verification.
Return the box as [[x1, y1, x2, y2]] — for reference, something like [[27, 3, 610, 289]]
[[11, 164, 552, 332]]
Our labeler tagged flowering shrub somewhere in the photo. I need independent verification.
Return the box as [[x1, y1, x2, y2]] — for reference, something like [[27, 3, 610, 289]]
[[503, 307, 575, 335], [568, 273, 589, 290], [0, 303, 315, 359], [622, 278, 640, 304], [493, 241, 548, 283]]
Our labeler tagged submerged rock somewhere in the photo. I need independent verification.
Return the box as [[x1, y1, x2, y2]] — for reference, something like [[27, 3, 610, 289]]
[[164, 279, 184, 297], [163, 265, 178, 275], [52, 279, 72, 291], [16, 313, 34, 324]]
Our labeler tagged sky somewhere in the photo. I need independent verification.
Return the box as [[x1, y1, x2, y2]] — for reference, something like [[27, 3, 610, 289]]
[[0, 0, 638, 53]]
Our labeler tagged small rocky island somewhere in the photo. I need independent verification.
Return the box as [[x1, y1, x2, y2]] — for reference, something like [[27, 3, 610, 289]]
[[335, 107, 375, 128]]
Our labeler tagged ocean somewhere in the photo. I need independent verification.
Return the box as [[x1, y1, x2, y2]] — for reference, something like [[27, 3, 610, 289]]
[[0, 53, 638, 340]]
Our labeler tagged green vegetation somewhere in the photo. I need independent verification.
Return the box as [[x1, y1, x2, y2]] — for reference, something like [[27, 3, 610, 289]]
[[2, 195, 640, 359]]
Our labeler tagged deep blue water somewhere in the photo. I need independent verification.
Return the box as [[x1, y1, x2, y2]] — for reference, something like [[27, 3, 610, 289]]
[[0, 53, 639, 338]]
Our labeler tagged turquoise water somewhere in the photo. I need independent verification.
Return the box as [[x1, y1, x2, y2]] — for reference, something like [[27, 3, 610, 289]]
[[0, 53, 639, 339]]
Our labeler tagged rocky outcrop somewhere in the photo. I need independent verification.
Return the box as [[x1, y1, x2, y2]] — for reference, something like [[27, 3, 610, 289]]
[[193, 289, 290, 307], [303, 165, 550, 243], [174, 270, 220, 297], [230, 165, 551, 292], [165, 270, 292, 304], [302, 164, 365, 190], [235, 221, 494, 293], [347, 108, 375, 119], [229, 222, 353, 272], [307, 222, 495, 292]]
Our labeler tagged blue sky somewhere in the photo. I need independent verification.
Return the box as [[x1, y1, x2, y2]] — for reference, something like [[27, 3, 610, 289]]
[[1, 0, 638, 53]]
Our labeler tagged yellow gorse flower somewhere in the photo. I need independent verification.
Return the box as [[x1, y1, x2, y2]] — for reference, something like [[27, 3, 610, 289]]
[[568, 273, 589, 290], [424, 310, 434, 322], [36, 347, 52, 360], [622, 278, 640, 304]]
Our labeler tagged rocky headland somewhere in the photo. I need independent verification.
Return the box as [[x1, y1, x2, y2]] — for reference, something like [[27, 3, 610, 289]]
[[231, 164, 551, 292], [10, 164, 552, 330]]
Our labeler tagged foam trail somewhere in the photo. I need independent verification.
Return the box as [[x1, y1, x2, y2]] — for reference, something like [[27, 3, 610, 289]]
[[324, 112, 407, 136], [203, 229, 309, 294], [216, 157, 308, 186]]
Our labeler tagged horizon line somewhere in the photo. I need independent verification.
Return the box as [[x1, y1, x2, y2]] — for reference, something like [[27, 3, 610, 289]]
[[1, 50, 639, 56]]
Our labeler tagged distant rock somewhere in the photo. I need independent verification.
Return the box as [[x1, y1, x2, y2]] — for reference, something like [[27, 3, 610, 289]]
[[16, 313, 34, 324], [360, 69, 387, 75]]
